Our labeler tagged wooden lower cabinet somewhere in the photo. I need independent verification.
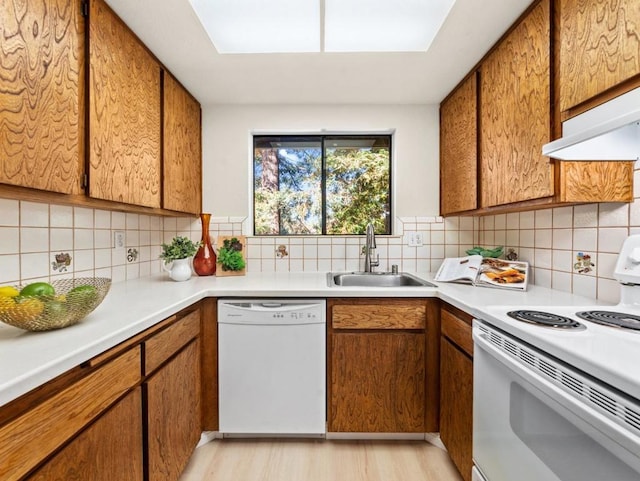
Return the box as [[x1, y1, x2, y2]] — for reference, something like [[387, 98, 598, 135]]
[[328, 298, 436, 433], [440, 307, 474, 481], [28, 388, 144, 481], [330, 331, 426, 432], [146, 339, 201, 481]]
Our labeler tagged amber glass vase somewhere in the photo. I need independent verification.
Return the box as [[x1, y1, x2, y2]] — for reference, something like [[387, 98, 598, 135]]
[[193, 213, 216, 276]]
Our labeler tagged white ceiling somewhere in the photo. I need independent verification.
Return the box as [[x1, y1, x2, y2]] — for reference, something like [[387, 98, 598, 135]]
[[104, 0, 532, 106]]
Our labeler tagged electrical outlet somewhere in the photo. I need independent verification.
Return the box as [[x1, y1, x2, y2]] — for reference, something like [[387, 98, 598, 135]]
[[405, 231, 424, 247], [114, 231, 126, 249]]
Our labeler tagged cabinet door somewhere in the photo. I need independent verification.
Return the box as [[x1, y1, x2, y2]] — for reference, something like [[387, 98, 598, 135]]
[[28, 388, 143, 481], [559, 0, 640, 113], [480, 0, 553, 208], [163, 73, 202, 214], [440, 337, 473, 481], [88, 0, 161, 208], [330, 332, 425, 432], [440, 73, 477, 215], [146, 340, 201, 481], [0, 0, 84, 194]]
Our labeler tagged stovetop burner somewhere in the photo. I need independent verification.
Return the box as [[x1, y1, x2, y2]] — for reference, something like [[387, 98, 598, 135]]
[[576, 311, 640, 331], [507, 310, 584, 329]]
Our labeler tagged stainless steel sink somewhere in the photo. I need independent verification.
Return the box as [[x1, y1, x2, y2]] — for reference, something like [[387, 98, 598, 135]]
[[327, 271, 437, 288]]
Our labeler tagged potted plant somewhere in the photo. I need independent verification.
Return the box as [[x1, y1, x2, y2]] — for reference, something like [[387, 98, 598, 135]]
[[159, 236, 200, 281], [216, 236, 246, 276]]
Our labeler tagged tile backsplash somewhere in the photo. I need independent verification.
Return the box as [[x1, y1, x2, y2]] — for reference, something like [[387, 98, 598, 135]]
[[1, 190, 639, 304]]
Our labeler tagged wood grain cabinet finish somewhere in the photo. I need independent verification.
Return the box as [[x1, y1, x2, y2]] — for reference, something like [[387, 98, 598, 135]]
[[163, 73, 202, 214], [480, 0, 553, 208], [440, 73, 478, 216], [559, 0, 640, 114], [88, 0, 161, 208], [0, 346, 141, 481], [146, 339, 202, 481], [439, 306, 473, 481], [0, 0, 84, 195], [328, 299, 436, 433], [27, 388, 144, 481]]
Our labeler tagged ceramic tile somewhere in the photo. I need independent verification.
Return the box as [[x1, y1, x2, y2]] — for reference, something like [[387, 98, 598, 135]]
[[598, 227, 628, 253], [483, 216, 495, 230], [506, 213, 519, 230], [520, 211, 535, 229], [112, 265, 126, 282], [598, 203, 629, 227], [20, 227, 49, 253], [573, 204, 598, 228], [534, 229, 552, 248], [0, 254, 20, 283], [444, 230, 459, 244], [289, 259, 304, 272], [50, 204, 73, 228], [94, 210, 111, 229], [126, 263, 140, 280], [572, 274, 596, 299], [460, 217, 474, 230], [597, 252, 619, 279], [534, 248, 552, 269], [535, 209, 552, 229], [533, 268, 552, 289], [597, 277, 621, 304], [95, 249, 112, 269], [552, 249, 573, 272], [573, 228, 597, 252], [73, 250, 94, 271], [0, 199, 19, 226], [552, 270, 572, 293], [21, 202, 49, 227], [20, 252, 50, 279], [303, 244, 317, 259], [0, 227, 19, 255], [552, 206, 573, 228], [444, 217, 459, 230], [74, 229, 94, 250], [74, 207, 93, 229], [520, 229, 535, 248], [430, 231, 444, 244], [552, 229, 572, 250]]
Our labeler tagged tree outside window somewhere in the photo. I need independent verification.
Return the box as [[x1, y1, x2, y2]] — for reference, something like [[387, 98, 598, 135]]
[[254, 135, 391, 235]]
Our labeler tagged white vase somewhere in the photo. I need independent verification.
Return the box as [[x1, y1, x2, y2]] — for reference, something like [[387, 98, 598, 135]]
[[163, 258, 192, 282]]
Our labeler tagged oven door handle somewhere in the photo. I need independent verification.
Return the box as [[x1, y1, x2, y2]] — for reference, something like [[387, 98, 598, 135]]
[[473, 326, 640, 454]]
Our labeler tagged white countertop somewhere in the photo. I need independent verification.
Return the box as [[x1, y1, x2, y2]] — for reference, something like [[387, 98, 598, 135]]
[[0, 271, 605, 408]]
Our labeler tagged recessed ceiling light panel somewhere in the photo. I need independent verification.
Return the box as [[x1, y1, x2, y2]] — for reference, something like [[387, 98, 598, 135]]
[[189, 0, 320, 53], [324, 0, 456, 52]]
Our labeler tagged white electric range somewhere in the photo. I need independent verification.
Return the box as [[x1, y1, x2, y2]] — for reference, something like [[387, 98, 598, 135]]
[[472, 235, 640, 481]]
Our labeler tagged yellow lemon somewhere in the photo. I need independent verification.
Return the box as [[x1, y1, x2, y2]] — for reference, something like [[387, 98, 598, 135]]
[[9, 298, 45, 323], [0, 286, 19, 298]]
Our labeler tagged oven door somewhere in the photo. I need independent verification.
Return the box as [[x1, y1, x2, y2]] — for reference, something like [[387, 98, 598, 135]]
[[473, 322, 640, 481]]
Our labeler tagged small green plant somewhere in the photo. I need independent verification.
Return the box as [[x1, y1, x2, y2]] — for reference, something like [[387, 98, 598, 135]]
[[159, 236, 199, 262], [217, 237, 246, 271]]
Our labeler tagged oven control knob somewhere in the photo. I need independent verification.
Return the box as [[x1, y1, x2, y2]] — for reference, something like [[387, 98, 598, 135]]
[[629, 247, 640, 264]]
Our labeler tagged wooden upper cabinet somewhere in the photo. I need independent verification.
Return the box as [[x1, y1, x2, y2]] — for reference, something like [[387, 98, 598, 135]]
[[480, 0, 553, 208], [559, 0, 640, 114], [88, 0, 161, 208], [440, 73, 477, 216], [163, 73, 202, 214], [0, 0, 84, 194]]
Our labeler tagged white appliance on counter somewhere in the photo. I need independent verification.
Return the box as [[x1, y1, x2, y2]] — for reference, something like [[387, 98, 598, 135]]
[[218, 299, 326, 436], [472, 235, 640, 481]]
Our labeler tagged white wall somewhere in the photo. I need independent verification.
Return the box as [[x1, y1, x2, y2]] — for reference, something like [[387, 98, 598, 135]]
[[201, 104, 440, 229]]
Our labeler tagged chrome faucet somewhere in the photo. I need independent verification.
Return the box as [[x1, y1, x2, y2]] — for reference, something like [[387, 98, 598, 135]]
[[364, 223, 380, 273]]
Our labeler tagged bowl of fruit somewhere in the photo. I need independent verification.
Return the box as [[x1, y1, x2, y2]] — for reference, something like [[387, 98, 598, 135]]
[[0, 278, 111, 331]]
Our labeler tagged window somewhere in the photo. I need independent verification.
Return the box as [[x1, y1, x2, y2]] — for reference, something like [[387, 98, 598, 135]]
[[253, 135, 391, 235]]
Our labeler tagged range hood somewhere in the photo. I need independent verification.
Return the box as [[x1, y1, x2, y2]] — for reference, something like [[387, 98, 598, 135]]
[[542, 86, 640, 161]]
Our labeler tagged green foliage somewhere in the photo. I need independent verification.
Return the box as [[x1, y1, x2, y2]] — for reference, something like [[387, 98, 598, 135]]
[[159, 236, 199, 262], [217, 237, 246, 271], [254, 142, 390, 235], [326, 148, 390, 234]]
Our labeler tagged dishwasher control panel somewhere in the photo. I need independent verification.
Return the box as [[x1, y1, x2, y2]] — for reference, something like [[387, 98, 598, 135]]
[[217, 299, 326, 325]]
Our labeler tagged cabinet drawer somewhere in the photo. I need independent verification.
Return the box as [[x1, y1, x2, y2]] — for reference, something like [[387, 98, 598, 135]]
[[441, 309, 473, 357], [332, 302, 426, 329], [0, 347, 141, 481], [145, 309, 200, 374]]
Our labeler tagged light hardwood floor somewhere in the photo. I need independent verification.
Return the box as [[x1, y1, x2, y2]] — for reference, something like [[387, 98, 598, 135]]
[[179, 438, 464, 481]]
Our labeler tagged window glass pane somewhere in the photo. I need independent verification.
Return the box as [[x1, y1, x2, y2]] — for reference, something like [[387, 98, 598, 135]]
[[254, 137, 322, 235], [325, 136, 391, 235]]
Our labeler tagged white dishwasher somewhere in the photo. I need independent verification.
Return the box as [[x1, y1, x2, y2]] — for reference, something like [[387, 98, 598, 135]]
[[218, 299, 326, 435]]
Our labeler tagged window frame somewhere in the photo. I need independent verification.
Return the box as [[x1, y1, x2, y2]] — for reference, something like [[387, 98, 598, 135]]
[[252, 134, 393, 236]]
